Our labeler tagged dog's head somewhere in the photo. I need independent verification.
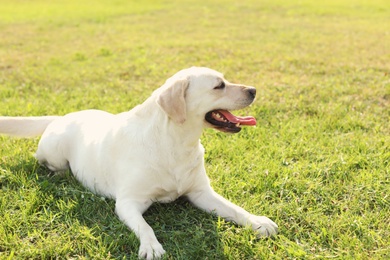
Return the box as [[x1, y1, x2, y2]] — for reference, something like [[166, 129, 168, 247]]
[[156, 67, 256, 133]]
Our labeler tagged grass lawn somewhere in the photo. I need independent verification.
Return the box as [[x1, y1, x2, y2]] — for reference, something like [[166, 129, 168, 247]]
[[0, 0, 389, 259]]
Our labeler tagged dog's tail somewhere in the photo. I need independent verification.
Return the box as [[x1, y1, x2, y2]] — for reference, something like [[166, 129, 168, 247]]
[[0, 116, 60, 137]]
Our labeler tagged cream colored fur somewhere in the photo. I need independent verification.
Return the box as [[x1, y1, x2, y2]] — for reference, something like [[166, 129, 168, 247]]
[[0, 67, 277, 259]]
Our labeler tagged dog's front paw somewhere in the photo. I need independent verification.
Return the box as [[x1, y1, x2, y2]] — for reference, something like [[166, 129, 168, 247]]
[[138, 241, 166, 260], [250, 215, 278, 237]]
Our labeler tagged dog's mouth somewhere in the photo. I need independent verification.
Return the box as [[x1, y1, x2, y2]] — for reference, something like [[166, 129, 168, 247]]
[[205, 110, 257, 133]]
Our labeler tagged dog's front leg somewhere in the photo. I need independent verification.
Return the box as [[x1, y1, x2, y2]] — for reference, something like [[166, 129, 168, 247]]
[[187, 187, 278, 237], [115, 199, 165, 260]]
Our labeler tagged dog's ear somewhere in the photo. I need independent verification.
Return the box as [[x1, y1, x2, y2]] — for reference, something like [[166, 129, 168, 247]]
[[157, 77, 189, 124]]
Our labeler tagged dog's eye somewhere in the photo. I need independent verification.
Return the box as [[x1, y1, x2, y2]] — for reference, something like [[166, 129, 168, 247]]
[[214, 82, 225, 90]]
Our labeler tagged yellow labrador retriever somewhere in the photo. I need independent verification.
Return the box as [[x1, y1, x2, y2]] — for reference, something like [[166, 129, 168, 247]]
[[0, 67, 277, 259]]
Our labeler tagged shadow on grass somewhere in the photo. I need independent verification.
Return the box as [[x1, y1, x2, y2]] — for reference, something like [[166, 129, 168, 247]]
[[3, 160, 225, 259]]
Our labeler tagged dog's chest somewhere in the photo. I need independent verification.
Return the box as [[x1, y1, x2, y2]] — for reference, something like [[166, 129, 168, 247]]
[[152, 146, 204, 203], [153, 173, 196, 203]]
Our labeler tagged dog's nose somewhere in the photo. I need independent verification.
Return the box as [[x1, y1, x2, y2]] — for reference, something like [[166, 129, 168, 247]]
[[247, 87, 256, 99]]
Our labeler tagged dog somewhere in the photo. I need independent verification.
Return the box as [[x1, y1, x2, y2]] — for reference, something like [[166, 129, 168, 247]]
[[0, 67, 278, 259]]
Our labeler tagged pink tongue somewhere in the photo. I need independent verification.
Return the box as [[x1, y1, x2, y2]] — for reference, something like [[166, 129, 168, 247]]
[[218, 110, 257, 126]]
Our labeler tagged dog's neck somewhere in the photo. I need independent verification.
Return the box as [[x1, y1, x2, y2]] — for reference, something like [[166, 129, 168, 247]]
[[122, 98, 204, 148], [162, 114, 204, 147]]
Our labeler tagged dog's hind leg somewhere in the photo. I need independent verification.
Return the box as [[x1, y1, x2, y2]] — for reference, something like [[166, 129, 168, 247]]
[[35, 150, 69, 172], [35, 155, 69, 172], [34, 133, 70, 172]]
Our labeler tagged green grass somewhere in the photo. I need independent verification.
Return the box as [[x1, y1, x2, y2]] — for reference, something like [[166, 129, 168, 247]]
[[0, 0, 389, 259]]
